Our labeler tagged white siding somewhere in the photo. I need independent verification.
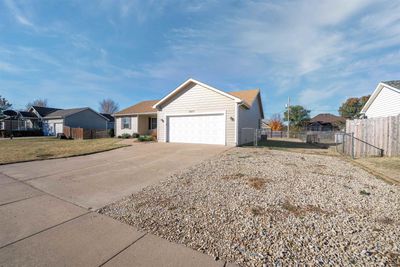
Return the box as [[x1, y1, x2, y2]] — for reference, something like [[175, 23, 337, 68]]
[[237, 95, 262, 145], [115, 116, 138, 136], [43, 119, 64, 136], [157, 83, 237, 146], [365, 86, 400, 118]]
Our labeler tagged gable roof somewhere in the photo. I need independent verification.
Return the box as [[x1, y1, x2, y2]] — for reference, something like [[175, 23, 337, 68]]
[[101, 113, 115, 122], [361, 80, 400, 114], [311, 113, 345, 124], [31, 106, 61, 117], [19, 111, 38, 118], [229, 89, 264, 118], [115, 100, 159, 116], [152, 78, 247, 109], [228, 89, 260, 107], [44, 107, 90, 119]]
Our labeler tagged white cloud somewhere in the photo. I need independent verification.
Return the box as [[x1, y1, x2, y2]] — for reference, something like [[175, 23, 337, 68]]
[[298, 87, 338, 107], [4, 0, 35, 27]]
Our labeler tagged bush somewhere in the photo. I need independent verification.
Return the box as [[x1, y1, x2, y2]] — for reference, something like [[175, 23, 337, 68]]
[[0, 130, 43, 138], [138, 135, 154, 142], [121, 133, 131, 139], [108, 129, 115, 138], [132, 133, 140, 138]]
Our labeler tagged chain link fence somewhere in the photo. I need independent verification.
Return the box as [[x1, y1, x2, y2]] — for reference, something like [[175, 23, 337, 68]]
[[335, 132, 384, 159], [240, 128, 268, 146]]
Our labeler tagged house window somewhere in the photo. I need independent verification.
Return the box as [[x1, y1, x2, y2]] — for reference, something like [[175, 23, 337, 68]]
[[148, 117, 157, 130], [121, 117, 131, 129]]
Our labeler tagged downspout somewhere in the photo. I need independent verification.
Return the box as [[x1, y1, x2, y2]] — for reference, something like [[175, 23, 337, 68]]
[[235, 103, 239, 146]]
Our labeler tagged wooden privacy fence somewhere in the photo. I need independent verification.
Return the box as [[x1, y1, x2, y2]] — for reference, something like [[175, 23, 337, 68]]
[[64, 126, 109, 140], [345, 115, 400, 157]]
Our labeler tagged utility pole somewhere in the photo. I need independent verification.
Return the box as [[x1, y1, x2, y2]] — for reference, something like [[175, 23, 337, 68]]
[[286, 97, 290, 138]]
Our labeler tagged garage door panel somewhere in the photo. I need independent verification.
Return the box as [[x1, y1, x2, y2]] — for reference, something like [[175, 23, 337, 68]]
[[167, 114, 225, 145]]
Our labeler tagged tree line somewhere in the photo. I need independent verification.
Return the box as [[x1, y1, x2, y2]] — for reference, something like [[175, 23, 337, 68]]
[[267, 95, 370, 131]]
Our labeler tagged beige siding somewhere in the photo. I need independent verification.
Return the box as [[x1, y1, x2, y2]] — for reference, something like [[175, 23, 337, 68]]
[[365, 86, 400, 118], [237, 95, 262, 145], [137, 115, 157, 135], [157, 83, 237, 146], [115, 116, 138, 136]]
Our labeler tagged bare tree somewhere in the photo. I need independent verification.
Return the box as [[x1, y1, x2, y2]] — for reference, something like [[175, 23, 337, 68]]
[[26, 98, 48, 110], [0, 95, 12, 118], [99, 98, 119, 114]]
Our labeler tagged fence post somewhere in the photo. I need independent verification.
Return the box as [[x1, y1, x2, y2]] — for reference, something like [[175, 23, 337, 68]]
[[351, 132, 355, 159], [342, 133, 345, 154], [254, 129, 257, 147]]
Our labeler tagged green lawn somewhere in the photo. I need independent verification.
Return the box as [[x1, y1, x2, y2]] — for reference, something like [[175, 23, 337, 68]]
[[0, 137, 127, 164]]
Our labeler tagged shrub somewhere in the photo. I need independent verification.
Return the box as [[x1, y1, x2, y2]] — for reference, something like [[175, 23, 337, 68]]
[[117, 135, 122, 138], [108, 129, 115, 138], [121, 133, 131, 139], [138, 135, 153, 142], [132, 133, 140, 138]]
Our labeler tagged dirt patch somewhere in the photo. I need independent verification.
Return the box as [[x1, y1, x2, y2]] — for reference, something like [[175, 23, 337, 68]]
[[281, 201, 328, 216], [249, 206, 264, 216], [247, 177, 267, 190]]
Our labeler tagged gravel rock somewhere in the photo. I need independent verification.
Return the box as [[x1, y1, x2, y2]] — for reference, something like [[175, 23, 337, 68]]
[[99, 148, 400, 266]]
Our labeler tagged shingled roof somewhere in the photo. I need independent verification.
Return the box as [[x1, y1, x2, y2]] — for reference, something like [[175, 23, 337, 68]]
[[228, 89, 260, 107], [382, 80, 400, 90], [115, 100, 159, 116], [31, 106, 61, 117], [44, 108, 89, 119], [101, 113, 115, 122], [311, 113, 346, 124], [19, 111, 38, 118]]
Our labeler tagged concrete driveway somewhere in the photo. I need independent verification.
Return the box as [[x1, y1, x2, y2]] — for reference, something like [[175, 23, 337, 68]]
[[0, 142, 228, 209], [0, 143, 230, 266]]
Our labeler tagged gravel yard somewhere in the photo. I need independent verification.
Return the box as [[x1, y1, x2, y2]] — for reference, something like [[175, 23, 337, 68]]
[[99, 148, 400, 266]]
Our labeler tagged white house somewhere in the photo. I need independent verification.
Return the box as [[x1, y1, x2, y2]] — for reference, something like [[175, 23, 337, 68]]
[[360, 80, 400, 118], [114, 78, 264, 146]]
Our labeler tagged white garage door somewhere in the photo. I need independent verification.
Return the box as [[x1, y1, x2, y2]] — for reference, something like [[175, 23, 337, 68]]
[[167, 113, 225, 145], [54, 123, 63, 135]]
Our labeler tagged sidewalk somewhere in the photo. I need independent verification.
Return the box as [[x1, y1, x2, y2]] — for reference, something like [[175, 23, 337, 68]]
[[0, 176, 227, 266]]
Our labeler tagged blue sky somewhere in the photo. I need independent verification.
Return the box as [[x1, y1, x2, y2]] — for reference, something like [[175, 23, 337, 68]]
[[1, 0, 399, 117]]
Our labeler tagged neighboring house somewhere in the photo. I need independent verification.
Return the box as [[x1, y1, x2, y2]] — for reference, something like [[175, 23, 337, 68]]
[[261, 120, 271, 130], [360, 80, 400, 118], [0, 110, 40, 131], [40, 108, 109, 136], [23, 106, 109, 136], [115, 78, 264, 146], [307, 113, 346, 131], [101, 113, 115, 130]]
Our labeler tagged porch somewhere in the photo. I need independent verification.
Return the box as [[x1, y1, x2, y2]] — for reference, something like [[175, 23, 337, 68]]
[[136, 114, 157, 135]]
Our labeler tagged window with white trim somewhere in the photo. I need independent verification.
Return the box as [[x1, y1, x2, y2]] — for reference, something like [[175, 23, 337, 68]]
[[121, 117, 131, 129], [148, 117, 157, 130]]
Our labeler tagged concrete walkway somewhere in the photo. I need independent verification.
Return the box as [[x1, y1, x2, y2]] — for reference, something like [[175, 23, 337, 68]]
[[0, 143, 231, 266]]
